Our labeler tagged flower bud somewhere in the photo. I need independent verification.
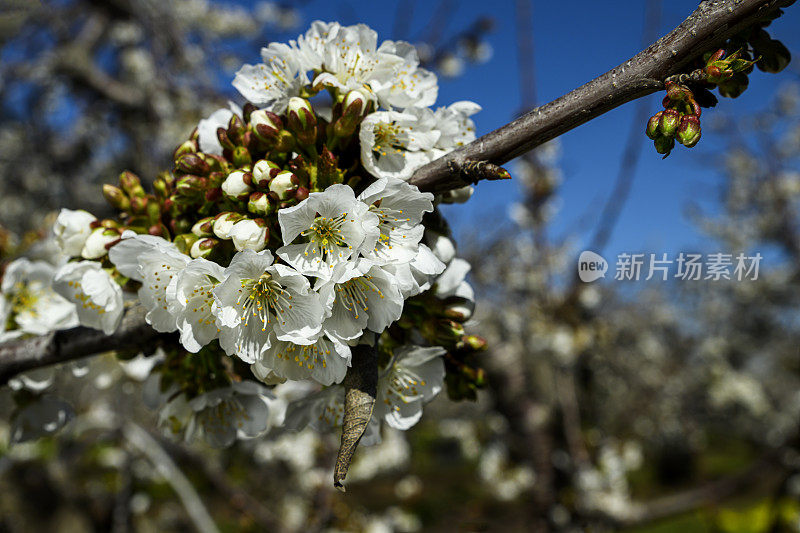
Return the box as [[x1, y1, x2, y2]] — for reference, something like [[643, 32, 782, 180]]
[[676, 115, 701, 147], [191, 216, 215, 237], [646, 112, 662, 140], [54, 209, 97, 257], [653, 135, 675, 156], [133, 195, 153, 215], [190, 237, 218, 259], [176, 153, 210, 175], [248, 191, 276, 215], [463, 335, 488, 351], [334, 90, 367, 137], [102, 185, 130, 212], [252, 159, 280, 188], [250, 109, 283, 139], [216, 127, 235, 151], [295, 186, 309, 202], [173, 233, 199, 255], [287, 97, 317, 146], [269, 170, 298, 200], [221, 170, 253, 199], [152, 172, 173, 199], [213, 212, 244, 239], [81, 227, 120, 259], [119, 171, 146, 198], [658, 109, 681, 137], [287, 97, 315, 128], [173, 139, 198, 160], [232, 146, 252, 167], [229, 218, 269, 252], [174, 175, 207, 201]]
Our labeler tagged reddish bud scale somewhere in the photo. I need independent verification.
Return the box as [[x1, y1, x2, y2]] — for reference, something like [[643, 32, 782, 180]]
[[176, 154, 210, 175]]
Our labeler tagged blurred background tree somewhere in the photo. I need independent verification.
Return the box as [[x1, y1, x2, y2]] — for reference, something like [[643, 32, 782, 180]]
[[1, 0, 799, 532]]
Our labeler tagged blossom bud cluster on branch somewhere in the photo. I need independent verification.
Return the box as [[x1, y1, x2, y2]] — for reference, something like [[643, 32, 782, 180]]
[[0, 21, 489, 484], [646, 1, 793, 157]]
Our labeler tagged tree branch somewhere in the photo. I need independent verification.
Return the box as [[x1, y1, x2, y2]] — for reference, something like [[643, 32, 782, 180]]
[[408, 0, 787, 193], [0, 305, 162, 386]]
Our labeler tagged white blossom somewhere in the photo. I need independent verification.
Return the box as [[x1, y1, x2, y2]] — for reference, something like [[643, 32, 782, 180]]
[[168, 258, 226, 353], [317, 259, 404, 341], [385, 244, 446, 298], [229, 218, 269, 252], [233, 42, 310, 113], [213, 250, 324, 363], [252, 332, 351, 386], [375, 345, 445, 430], [359, 110, 439, 181], [158, 381, 273, 448], [1, 258, 77, 337], [108, 234, 190, 332], [53, 261, 123, 335], [357, 176, 433, 265], [277, 184, 379, 278], [53, 208, 97, 257]]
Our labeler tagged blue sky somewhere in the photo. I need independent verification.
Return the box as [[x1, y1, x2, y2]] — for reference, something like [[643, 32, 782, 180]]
[[223, 1, 800, 263], [281, 0, 800, 260]]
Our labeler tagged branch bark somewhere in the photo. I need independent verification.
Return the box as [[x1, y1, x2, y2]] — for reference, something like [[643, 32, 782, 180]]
[[0, 305, 163, 386], [0, 0, 791, 384], [407, 0, 786, 193]]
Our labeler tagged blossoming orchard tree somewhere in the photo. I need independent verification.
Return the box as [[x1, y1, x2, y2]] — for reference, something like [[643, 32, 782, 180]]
[[0, 0, 797, 529]]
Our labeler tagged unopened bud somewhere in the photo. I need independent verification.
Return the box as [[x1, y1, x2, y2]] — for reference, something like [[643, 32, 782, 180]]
[[232, 146, 252, 167], [221, 170, 253, 199], [190, 237, 218, 259], [103, 185, 130, 211], [173, 233, 199, 254], [252, 159, 280, 187], [173, 139, 198, 159], [216, 127, 235, 151], [213, 212, 244, 239], [295, 186, 309, 202], [676, 115, 701, 147], [658, 109, 680, 137], [191, 216, 215, 237], [176, 153, 210, 175], [81, 227, 120, 259], [250, 109, 283, 140], [653, 135, 675, 156], [229, 218, 269, 252], [175, 175, 207, 199], [130, 195, 149, 215], [287, 97, 317, 145], [463, 335, 488, 351], [248, 191, 276, 215], [119, 171, 145, 198], [269, 170, 298, 200], [334, 90, 367, 137], [646, 112, 662, 140]]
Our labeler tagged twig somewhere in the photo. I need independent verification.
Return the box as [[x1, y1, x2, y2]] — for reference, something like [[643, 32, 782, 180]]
[[123, 422, 220, 533], [408, 0, 787, 193], [0, 304, 163, 386]]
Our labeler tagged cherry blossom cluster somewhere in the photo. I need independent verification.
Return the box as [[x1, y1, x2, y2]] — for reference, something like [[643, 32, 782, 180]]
[[2, 21, 487, 448]]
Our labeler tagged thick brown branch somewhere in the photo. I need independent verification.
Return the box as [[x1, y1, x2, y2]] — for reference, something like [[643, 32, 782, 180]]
[[408, 0, 786, 193], [0, 305, 161, 385]]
